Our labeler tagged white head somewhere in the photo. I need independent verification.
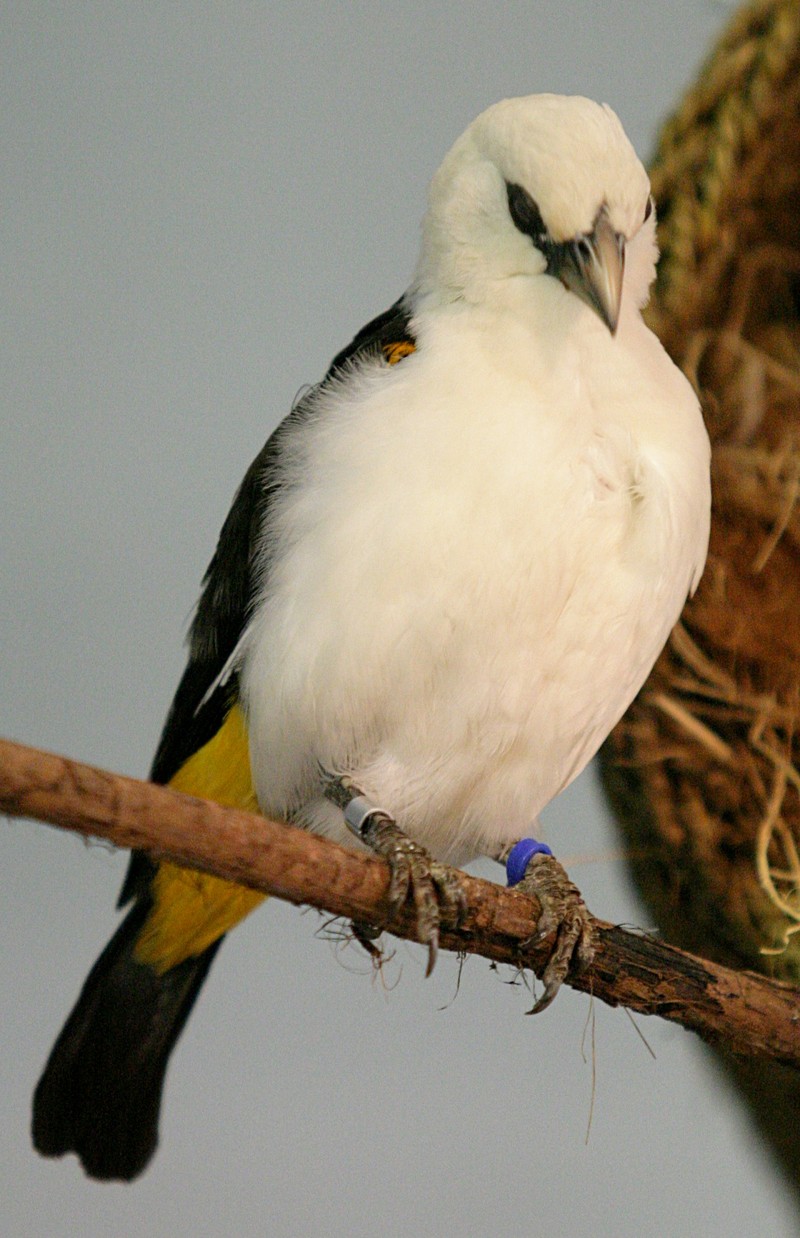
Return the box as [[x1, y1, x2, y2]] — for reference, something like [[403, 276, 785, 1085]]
[[413, 94, 656, 333]]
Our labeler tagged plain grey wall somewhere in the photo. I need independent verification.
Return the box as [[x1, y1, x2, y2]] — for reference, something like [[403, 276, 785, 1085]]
[[3, 3, 796, 1236]]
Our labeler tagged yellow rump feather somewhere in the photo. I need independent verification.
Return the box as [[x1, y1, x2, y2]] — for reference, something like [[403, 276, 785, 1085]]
[[134, 703, 267, 973]]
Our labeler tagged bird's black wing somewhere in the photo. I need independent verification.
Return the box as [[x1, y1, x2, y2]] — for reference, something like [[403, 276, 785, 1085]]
[[120, 295, 415, 903], [34, 297, 418, 1182], [326, 295, 415, 374]]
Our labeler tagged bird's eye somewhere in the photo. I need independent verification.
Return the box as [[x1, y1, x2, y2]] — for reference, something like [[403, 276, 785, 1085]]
[[643, 196, 653, 223], [506, 182, 548, 246]]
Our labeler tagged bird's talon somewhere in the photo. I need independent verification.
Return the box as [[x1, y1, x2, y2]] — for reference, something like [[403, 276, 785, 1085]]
[[355, 807, 462, 974], [513, 851, 595, 1012], [352, 921, 384, 962], [425, 931, 439, 978]]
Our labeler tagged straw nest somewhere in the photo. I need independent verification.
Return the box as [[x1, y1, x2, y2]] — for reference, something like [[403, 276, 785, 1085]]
[[600, 0, 800, 984]]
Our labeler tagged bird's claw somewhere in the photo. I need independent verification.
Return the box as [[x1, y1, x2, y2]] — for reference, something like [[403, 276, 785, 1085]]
[[515, 852, 595, 1013], [361, 814, 466, 976], [320, 768, 465, 975]]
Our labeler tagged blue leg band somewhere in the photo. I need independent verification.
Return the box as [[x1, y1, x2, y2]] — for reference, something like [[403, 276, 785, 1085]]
[[506, 837, 553, 886]]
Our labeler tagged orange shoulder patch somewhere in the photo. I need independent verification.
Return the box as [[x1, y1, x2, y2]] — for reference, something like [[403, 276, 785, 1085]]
[[383, 340, 416, 366]]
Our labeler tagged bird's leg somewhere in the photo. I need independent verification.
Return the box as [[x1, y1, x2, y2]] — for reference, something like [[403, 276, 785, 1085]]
[[497, 837, 595, 1013], [321, 769, 465, 976]]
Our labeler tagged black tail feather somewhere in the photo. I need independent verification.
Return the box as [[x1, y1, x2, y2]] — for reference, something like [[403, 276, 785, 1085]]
[[32, 900, 220, 1181]]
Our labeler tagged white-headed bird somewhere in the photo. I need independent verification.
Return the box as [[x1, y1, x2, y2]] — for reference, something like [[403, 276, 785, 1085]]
[[33, 94, 711, 1180]]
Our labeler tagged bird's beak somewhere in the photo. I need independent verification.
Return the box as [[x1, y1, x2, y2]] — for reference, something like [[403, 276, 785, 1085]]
[[549, 210, 625, 334]]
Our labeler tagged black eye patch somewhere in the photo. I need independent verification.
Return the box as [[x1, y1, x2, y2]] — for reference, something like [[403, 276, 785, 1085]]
[[506, 182, 549, 246]]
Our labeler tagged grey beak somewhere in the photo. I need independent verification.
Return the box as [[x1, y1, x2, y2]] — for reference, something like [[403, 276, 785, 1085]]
[[549, 209, 625, 334]]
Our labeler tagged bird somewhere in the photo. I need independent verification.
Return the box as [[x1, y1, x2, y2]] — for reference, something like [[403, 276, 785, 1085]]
[[32, 93, 711, 1182]]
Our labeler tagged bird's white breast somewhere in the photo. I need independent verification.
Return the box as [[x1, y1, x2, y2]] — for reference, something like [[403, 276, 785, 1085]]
[[241, 300, 709, 865]]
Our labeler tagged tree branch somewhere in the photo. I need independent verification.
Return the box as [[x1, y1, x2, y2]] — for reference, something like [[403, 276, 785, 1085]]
[[3, 735, 799, 1066]]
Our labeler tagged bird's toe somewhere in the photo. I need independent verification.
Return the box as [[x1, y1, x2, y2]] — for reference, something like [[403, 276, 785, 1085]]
[[364, 817, 464, 976], [510, 849, 595, 1013]]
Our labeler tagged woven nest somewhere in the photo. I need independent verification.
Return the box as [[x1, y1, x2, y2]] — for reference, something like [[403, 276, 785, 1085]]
[[600, 0, 800, 983]]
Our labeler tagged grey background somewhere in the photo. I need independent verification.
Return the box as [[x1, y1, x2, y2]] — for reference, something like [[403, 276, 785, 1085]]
[[3, 3, 797, 1236]]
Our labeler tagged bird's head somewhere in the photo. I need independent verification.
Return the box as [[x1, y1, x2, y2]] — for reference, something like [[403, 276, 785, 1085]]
[[413, 94, 655, 334]]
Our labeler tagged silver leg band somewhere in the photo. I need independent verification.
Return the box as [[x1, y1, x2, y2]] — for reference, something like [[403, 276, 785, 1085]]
[[343, 795, 391, 839]]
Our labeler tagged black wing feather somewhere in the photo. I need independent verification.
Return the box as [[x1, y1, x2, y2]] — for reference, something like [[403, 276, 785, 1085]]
[[326, 295, 414, 376]]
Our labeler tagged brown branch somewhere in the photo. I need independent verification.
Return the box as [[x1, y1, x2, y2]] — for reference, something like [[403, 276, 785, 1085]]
[[2, 735, 799, 1066]]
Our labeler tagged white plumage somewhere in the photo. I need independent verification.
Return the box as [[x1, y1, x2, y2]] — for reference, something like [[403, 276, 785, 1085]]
[[240, 94, 711, 867], [32, 94, 714, 1184]]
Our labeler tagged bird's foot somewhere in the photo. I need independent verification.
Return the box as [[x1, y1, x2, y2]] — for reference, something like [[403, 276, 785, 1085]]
[[321, 769, 465, 976], [503, 838, 595, 1014]]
